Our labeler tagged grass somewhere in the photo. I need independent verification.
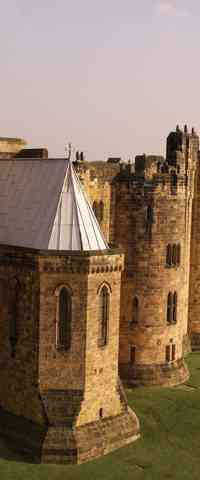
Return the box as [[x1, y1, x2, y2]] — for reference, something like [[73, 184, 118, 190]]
[[1, 354, 200, 479]]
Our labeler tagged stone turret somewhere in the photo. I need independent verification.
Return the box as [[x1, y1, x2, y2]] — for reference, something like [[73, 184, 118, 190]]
[[108, 126, 198, 386]]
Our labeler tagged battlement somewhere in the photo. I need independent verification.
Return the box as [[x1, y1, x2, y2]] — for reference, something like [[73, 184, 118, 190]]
[[166, 125, 199, 169]]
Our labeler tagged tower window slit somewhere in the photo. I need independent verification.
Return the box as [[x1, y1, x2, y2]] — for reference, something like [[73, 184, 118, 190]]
[[58, 287, 72, 350], [98, 286, 109, 347]]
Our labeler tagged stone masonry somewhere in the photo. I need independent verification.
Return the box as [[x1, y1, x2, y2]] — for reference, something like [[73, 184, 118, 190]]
[[77, 126, 200, 386], [0, 244, 139, 464]]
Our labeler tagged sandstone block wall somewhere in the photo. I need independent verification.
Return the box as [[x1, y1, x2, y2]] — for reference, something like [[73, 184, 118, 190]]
[[80, 127, 199, 385], [37, 250, 124, 427], [0, 246, 45, 424]]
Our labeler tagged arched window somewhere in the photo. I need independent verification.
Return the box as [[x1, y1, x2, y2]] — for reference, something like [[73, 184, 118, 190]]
[[173, 292, 177, 323], [57, 287, 72, 350], [98, 286, 109, 347], [132, 297, 139, 324], [167, 292, 173, 323], [166, 244, 172, 266], [99, 201, 104, 223]]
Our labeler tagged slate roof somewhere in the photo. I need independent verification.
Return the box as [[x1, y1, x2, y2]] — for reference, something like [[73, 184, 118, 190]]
[[0, 158, 108, 251]]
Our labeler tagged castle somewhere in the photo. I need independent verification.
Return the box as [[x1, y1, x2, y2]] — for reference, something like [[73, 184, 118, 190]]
[[0, 125, 199, 464]]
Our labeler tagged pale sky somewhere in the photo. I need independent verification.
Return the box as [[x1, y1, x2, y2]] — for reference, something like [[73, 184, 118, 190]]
[[1, 0, 200, 161]]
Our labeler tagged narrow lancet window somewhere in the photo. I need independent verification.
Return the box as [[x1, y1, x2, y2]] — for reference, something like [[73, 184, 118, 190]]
[[167, 292, 173, 323], [132, 297, 139, 324], [99, 286, 109, 346], [176, 244, 181, 266], [167, 292, 177, 324], [172, 244, 177, 266], [172, 344, 176, 361], [146, 205, 154, 238], [166, 244, 172, 266], [58, 287, 72, 350], [173, 292, 177, 323], [166, 345, 170, 362]]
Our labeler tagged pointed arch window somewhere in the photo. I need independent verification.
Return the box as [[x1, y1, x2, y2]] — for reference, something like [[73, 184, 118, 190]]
[[57, 287, 72, 350], [98, 285, 109, 347]]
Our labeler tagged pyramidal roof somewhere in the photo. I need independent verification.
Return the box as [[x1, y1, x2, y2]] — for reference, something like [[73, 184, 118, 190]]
[[49, 161, 108, 250], [0, 158, 108, 251]]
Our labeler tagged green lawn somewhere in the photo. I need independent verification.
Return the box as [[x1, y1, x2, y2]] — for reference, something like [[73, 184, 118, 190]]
[[1, 354, 200, 480]]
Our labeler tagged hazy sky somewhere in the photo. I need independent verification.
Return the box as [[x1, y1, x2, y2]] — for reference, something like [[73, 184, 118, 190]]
[[1, 1, 200, 161]]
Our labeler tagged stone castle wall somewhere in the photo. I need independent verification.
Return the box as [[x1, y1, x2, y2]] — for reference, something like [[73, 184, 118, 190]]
[[38, 250, 124, 426], [0, 246, 45, 424], [189, 160, 200, 349], [113, 175, 190, 385], [77, 127, 199, 385]]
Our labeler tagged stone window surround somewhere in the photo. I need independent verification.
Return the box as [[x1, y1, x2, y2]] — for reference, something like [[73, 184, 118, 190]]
[[166, 243, 181, 267], [165, 343, 176, 362], [97, 282, 111, 348], [167, 291, 177, 325], [54, 283, 73, 351]]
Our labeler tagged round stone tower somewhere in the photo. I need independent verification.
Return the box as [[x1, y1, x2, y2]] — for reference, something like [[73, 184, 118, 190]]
[[111, 126, 198, 386]]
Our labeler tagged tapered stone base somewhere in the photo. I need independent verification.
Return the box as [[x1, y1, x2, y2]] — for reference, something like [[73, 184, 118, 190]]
[[120, 357, 189, 387], [41, 408, 140, 464], [0, 406, 140, 464], [191, 332, 200, 351]]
